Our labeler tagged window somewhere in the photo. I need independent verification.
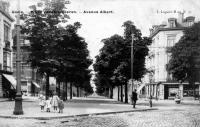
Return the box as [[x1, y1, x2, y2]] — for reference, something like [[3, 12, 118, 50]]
[[4, 24, 10, 41], [167, 52, 171, 63], [167, 35, 176, 47], [169, 21, 175, 28], [183, 85, 199, 97], [3, 51, 11, 71], [188, 21, 193, 27]]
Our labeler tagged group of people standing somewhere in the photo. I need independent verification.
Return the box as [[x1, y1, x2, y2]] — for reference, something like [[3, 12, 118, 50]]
[[38, 93, 64, 113]]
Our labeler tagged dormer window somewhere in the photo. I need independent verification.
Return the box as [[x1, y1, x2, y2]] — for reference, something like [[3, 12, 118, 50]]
[[168, 18, 176, 28], [185, 16, 195, 27], [169, 21, 175, 27], [188, 21, 193, 27]]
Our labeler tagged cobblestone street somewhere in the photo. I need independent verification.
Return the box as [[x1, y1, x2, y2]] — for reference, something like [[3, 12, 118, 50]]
[[0, 105, 200, 127]]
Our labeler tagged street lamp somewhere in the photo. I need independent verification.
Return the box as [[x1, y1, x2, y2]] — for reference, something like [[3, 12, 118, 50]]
[[13, 0, 23, 115]]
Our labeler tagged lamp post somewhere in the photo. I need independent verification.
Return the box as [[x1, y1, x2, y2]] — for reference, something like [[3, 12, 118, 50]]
[[13, 0, 23, 115]]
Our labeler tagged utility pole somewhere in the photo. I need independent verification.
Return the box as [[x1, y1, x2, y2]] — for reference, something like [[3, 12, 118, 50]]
[[13, 0, 23, 115], [131, 33, 134, 93]]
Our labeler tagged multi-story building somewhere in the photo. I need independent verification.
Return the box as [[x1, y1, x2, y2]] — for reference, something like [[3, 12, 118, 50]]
[[12, 26, 42, 96], [0, 1, 15, 98], [145, 13, 200, 100]]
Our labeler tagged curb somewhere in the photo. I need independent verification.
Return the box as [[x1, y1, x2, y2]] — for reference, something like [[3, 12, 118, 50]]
[[0, 108, 158, 120]]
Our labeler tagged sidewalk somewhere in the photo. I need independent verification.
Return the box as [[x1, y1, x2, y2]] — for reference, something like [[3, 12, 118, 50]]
[[1, 96, 199, 120], [0, 96, 157, 120]]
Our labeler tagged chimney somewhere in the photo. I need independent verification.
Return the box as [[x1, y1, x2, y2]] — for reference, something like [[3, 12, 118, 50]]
[[178, 12, 184, 24]]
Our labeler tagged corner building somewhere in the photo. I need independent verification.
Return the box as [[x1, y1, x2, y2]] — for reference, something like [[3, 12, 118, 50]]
[[145, 13, 200, 100], [0, 1, 15, 97]]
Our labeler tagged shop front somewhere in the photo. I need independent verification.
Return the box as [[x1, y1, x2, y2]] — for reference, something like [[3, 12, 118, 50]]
[[164, 84, 179, 99], [183, 84, 199, 99]]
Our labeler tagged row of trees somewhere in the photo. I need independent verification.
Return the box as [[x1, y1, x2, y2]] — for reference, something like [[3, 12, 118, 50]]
[[93, 21, 152, 103], [20, 0, 93, 100]]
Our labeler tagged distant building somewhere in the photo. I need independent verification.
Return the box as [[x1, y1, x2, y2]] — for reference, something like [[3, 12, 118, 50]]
[[145, 13, 199, 100], [0, 1, 15, 98]]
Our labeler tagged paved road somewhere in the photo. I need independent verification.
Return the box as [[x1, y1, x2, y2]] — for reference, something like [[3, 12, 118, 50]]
[[0, 107, 200, 127], [0, 96, 200, 127]]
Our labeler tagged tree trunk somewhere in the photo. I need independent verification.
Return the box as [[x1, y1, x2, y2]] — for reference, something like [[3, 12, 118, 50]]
[[125, 83, 128, 103], [118, 85, 120, 101], [79, 88, 82, 97], [70, 82, 72, 99], [110, 87, 113, 99], [77, 86, 79, 97], [192, 81, 196, 99], [57, 81, 60, 97], [62, 82, 65, 101], [65, 78, 68, 101], [45, 73, 50, 100], [107, 87, 109, 98], [121, 84, 123, 102]]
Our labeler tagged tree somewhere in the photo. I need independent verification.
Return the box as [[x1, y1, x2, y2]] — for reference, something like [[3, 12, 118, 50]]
[[116, 21, 151, 103], [93, 21, 151, 103], [21, 0, 68, 99], [167, 22, 200, 97], [93, 35, 124, 98], [55, 22, 92, 100]]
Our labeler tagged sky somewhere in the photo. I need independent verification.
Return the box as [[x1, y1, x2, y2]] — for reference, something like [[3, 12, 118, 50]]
[[5, 0, 200, 88]]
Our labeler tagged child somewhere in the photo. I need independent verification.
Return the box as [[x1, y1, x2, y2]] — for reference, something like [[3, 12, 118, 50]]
[[51, 92, 60, 112], [38, 94, 45, 111], [58, 99, 64, 113], [45, 97, 52, 112]]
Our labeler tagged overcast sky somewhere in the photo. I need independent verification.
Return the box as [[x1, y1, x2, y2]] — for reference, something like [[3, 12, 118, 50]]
[[6, 0, 200, 87], [8, 0, 200, 60]]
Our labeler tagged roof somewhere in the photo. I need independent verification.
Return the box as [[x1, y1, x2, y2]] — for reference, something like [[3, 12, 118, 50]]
[[150, 27, 186, 38], [0, 9, 14, 22]]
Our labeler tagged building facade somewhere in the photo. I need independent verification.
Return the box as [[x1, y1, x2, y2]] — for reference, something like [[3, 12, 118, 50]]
[[0, 1, 15, 98], [145, 13, 200, 100], [12, 27, 43, 96]]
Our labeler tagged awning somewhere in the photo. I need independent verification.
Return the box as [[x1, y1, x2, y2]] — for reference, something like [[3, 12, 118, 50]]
[[3, 74, 16, 89], [32, 81, 40, 88], [137, 83, 146, 93]]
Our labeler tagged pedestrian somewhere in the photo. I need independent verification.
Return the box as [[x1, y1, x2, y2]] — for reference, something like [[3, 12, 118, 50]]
[[131, 89, 138, 108], [51, 92, 60, 112], [38, 94, 45, 111], [45, 97, 52, 112], [149, 95, 153, 107], [58, 98, 64, 113]]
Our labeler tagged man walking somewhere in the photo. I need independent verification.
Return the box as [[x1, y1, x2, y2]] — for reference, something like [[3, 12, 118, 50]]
[[132, 89, 138, 108]]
